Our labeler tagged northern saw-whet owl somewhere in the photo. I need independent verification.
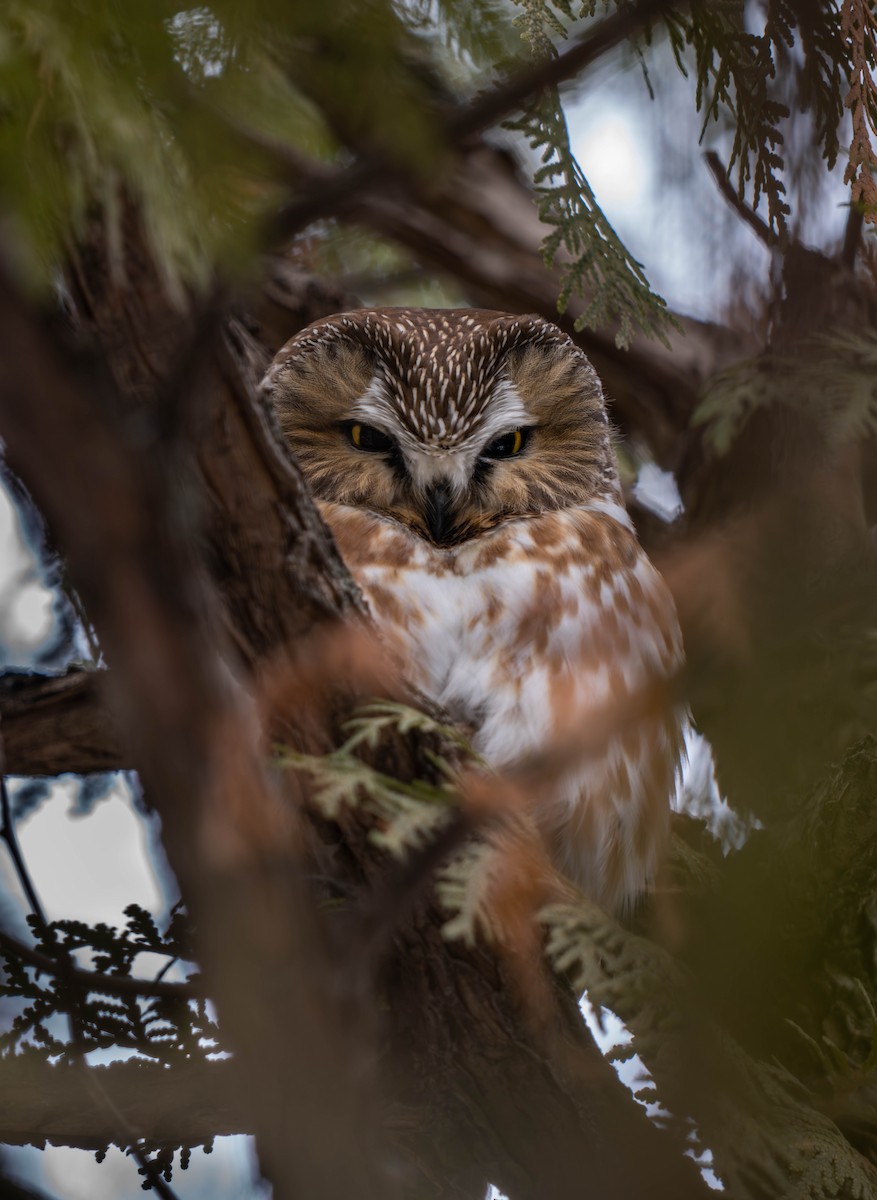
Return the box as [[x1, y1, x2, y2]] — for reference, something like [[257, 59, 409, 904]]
[[263, 308, 683, 914]]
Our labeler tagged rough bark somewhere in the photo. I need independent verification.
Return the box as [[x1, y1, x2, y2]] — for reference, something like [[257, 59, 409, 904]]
[[0, 670, 121, 777]]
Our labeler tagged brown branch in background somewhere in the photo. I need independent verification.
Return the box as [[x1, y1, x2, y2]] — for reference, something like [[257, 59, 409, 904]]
[[272, 0, 687, 242], [705, 150, 779, 249]]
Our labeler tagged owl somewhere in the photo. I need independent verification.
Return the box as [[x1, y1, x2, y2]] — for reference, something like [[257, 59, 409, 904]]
[[263, 308, 683, 914]]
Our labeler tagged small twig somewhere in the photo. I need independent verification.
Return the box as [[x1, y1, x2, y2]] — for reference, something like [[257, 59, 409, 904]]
[[0, 775, 48, 925], [64, 958, 186, 1200], [126, 1145, 182, 1200], [62, 579, 102, 665], [705, 150, 779, 250], [152, 955, 180, 985], [0, 926, 201, 1000]]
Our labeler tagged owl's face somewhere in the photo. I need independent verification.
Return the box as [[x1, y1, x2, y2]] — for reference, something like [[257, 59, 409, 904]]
[[264, 308, 618, 546]]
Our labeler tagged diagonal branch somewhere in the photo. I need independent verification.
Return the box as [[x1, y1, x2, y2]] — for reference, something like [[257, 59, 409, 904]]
[[705, 150, 779, 249], [272, 0, 688, 242]]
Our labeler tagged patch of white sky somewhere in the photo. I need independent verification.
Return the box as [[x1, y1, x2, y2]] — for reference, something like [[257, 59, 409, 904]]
[[633, 461, 684, 523], [579, 995, 724, 1193], [562, 32, 851, 324], [0, 486, 56, 663]]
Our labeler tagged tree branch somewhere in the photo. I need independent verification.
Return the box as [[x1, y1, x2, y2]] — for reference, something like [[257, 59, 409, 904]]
[[0, 212, 712, 1196], [705, 150, 779, 249], [0, 670, 122, 777], [0, 1057, 246, 1149], [842, 197, 865, 269], [272, 0, 687, 241], [0, 778, 46, 926], [0, 928, 200, 1001]]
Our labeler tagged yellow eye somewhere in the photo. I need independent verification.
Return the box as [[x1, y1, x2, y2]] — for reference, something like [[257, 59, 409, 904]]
[[482, 428, 528, 459], [345, 421, 395, 453]]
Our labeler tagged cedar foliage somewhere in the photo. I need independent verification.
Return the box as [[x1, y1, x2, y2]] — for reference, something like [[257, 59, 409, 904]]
[[2, 2, 877, 1199]]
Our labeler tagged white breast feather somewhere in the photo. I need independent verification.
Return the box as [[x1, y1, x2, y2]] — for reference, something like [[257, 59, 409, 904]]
[[337, 504, 682, 912]]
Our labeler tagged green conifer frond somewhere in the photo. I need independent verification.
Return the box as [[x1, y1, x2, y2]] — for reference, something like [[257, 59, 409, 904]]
[[0, 0, 452, 292], [541, 898, 877, 1198], [664, 1, 791, 233], [404, 0, 518, 75], [662, 1, 861, 233], [0, 902, 210, 1066], [278, 744, 457, 858], [341, 699, 472, 758], [436, 839, 507, 944], [0, 1, 330, 291], [507, 0, 674, 348]]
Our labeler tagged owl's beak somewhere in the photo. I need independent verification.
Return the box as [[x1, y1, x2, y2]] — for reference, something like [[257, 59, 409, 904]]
[[423, 480, 456, 545]]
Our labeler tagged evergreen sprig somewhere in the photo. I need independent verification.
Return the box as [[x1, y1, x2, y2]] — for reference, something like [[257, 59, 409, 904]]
[[278, 701, 464, 857], [541, 897, 877, 1198], [665, 0, 791, 233], [0, 903, 216, 1067], [507, 0, 674, 347]]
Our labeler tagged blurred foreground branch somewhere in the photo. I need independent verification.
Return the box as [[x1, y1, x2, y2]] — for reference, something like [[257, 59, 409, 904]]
[[0, 264, 393, 1200]]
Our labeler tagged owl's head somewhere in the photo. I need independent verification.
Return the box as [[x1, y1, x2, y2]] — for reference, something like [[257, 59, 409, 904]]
[[263, 308, 619, 546]]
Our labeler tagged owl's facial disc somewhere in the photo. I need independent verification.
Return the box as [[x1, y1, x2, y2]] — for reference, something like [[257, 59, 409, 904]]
[[266, 307, 618, 546], [339, 424, 487, 545], [343, 416, 534, 545]]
